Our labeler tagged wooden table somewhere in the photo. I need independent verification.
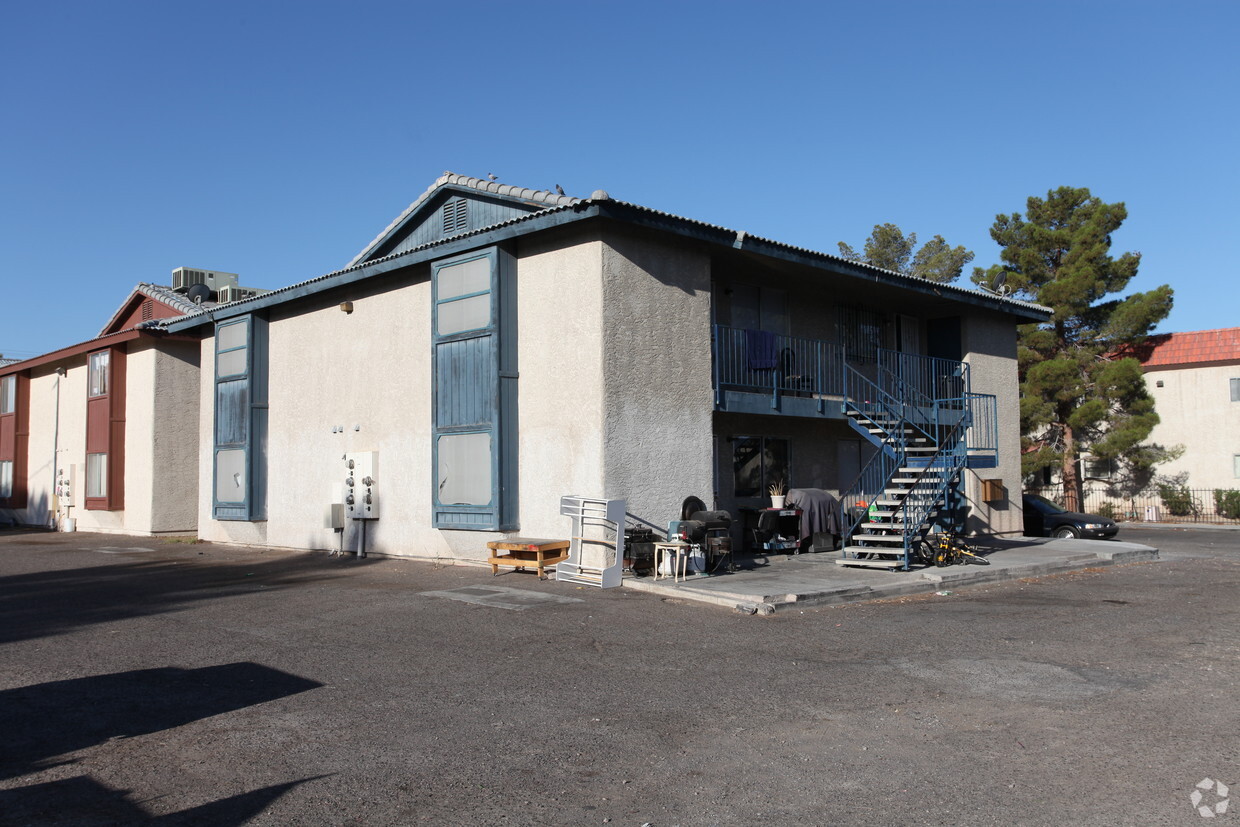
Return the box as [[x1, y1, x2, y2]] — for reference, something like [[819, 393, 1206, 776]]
[[487, 538, 571, 580], [653, 541, 692, 583]]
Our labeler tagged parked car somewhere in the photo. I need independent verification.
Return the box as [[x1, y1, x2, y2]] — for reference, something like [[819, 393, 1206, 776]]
[[1022, 494, 1119, 539]]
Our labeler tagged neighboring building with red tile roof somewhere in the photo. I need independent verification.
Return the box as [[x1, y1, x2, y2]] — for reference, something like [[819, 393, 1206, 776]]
[[1122, 327, 1240, 489], [1117, 327, 1240, 371]]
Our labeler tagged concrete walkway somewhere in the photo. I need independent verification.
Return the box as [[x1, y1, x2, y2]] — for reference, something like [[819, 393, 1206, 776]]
[[623, 535, 1159, 611]]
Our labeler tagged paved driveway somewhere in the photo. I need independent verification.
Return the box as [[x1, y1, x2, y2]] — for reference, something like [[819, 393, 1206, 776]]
[[1, 528, 1237, 825]]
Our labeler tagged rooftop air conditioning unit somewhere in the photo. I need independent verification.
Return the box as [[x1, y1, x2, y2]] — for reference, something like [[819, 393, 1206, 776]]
[[171, 267, 240, 293], [216, 286, 268, 304]]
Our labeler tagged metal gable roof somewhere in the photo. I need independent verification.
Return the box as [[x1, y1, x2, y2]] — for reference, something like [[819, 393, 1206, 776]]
[[161, 174, 1052, 332], [346, 172, 581, 268]]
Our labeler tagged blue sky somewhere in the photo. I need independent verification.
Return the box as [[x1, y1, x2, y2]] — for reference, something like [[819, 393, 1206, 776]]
[[2, 0, 1236, 358]]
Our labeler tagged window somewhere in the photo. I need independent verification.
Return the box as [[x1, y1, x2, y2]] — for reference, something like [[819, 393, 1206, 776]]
[[432, 247, 518, 530], [212, 316, 268, 520], [88, 350, 109, 397], [732, 436, 790, 498], [86, 453, 107, 498], [1231, 378, 1240, 402], [839, 306, 886, 363], [1234, 454, 1240, 479], [716, 283, 788, 336], [84, 348, 124, 510], [1084, 456, 1116, 481], [0, 373, 27, 507]]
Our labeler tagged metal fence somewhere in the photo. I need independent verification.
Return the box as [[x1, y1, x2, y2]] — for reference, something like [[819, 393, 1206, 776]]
[[1028, 485, 1240, 525]]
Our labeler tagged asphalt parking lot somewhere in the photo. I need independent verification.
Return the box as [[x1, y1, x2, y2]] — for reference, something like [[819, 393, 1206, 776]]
[[1, 527, 1237, 826]]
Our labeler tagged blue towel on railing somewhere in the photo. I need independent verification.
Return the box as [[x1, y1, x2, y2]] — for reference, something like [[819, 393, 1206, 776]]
[[746, 329, 777, 370]]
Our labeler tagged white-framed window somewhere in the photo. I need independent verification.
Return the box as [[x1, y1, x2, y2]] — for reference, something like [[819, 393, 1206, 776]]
[[0, 375, 14, 415], [0, 460, 12, 499], [1231, 378, 1240, 402], [1084, 456, 1117, 480], [88, 351, 110, 397], [86, 453, 108, 498]]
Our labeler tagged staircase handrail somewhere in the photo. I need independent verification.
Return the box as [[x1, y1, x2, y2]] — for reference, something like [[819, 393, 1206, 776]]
[[876, 360, 937, 445], [839, 444, 899, 543], [840, 365, 909, 546], [893, 401, 972, 540]]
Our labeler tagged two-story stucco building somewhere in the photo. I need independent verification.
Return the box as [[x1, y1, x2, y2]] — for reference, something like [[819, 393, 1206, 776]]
[[137, 173, 1051, 568], [0, 285, 202, 534], [1123, 327, 1240, 490]]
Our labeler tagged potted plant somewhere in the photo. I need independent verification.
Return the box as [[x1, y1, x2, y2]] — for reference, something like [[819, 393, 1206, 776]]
[[769, 480, 786, 510]]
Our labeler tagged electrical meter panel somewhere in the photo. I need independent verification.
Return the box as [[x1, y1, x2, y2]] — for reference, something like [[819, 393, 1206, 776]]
[[343, 451, 379, 520], [55, 465, 78, 510]]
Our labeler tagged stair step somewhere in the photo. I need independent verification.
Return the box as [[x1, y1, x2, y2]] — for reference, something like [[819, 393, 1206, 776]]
[[835, 557, 906, 568]]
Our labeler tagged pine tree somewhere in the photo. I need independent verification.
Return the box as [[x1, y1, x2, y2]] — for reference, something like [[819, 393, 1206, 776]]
[[972, 186, 1175, 510], [838, 223, 973, 283]]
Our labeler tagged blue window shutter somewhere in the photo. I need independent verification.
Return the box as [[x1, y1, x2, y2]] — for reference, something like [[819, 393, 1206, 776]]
[[431, 247, 517, 530]]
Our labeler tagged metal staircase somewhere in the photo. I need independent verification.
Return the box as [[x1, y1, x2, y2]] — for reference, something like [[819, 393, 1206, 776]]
[[836, 352, 972, 570]]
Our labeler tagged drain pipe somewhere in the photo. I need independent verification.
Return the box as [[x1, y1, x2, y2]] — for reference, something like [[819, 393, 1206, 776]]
[[51, 366, 64, 529]]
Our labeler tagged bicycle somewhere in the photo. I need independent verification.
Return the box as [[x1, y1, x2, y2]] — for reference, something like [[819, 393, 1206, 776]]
[[918, 532, 990, 567]]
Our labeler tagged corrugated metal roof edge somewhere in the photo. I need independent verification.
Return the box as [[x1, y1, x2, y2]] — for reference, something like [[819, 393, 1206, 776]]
[[162, 193, 1052, 332], [162, 202, 595, 331], [600, 199, 1052, 317], [0, 329, 149, 376]]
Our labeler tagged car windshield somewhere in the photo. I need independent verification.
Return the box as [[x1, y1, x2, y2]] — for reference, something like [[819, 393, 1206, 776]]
[[1026, 494, 1067, 514]]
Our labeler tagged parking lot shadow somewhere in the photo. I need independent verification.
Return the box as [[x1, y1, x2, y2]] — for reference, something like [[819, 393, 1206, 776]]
[[0, 662, 323, 782], [0, 550, 376, 645], [0, 773, 328, 825]]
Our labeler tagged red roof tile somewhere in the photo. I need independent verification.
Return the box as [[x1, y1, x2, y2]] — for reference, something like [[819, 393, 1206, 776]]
[[1116, 327, 1240, 367]]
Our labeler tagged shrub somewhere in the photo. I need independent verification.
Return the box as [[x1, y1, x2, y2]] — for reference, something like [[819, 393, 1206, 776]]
[[1214, 489, 1240, 520], [1095, 501, 1118, 521], [1158, 483, 1199, 517]]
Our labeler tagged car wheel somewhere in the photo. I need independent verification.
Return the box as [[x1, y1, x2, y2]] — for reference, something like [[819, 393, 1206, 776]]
[[1052, 526, 1079, 539]]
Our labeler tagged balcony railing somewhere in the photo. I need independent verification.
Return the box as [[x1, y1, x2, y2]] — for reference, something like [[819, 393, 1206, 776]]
[[712, 326, 846, 409], [879, 349, 970, 405]]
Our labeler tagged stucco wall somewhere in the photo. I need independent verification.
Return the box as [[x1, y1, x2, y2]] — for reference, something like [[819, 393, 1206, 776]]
[[599, 231, 713, 531], [1144, 364, 1240, 490], [512, 233, 607, 538], [961, 312, 1023, 535], [123, 345, 157, 532], [197, 271, 431, 555], [17, 362, 83, 529], [196, 236, 608, 562], [148, 341, 201, 532]]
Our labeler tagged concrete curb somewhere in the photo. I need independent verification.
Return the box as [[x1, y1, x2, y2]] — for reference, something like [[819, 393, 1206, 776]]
[[622, 545, 1161, 612]]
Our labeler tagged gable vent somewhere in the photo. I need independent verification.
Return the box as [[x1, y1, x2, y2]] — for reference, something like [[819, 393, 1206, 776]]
[[141, 300, 153, 321], [442, 197, 469, 236]]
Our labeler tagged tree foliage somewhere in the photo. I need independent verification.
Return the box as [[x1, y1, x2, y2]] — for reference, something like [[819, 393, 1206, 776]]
[[838, 223, 974, 283], [971, 186, 1176, 508]]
